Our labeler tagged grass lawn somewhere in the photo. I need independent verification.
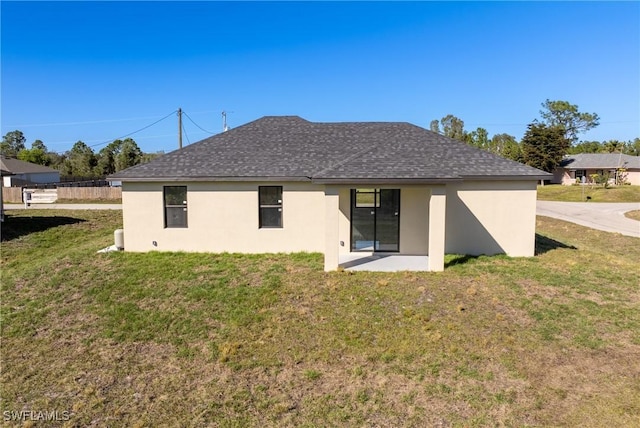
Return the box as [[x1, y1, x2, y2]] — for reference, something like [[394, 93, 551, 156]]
[[537, 184, 640, 202], [2, 210, 639, 427], [55, 198, 122, 204]]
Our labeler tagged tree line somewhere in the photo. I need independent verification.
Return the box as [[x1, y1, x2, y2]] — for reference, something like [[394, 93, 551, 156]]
[[2, 99, 638, 178], [0, 132, 162, 178], [430, 99, 639, 172]]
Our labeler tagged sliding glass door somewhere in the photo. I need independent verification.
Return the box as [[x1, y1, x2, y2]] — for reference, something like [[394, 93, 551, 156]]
[[351, 189, 400, 252]]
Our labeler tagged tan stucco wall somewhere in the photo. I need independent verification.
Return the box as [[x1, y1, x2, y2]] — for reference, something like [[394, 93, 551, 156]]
[[122, 181, 325, 253], [399, 186, 430, 254], [428, 186, 447, 271], [122, 180, 538, 262], [338, 188, 351, 255], [445, 181, 537, 257], [625, 170, 640, 185]]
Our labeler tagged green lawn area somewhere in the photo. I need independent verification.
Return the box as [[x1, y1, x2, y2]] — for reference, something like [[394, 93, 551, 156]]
[[537, 184, 640, 202], [2, 210, 639, 427]]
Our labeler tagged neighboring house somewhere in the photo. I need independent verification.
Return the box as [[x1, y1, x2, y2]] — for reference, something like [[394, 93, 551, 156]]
[[0, 156, 60, 187], [0, 167, 12, 221], [109, 116, 550, 271], [553, 153, 640, 185]]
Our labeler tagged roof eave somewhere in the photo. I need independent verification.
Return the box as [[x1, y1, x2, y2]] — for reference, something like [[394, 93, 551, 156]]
[[311, 177, 463, 185], [107, 175, 313, 183], [460, 174, 552, 181]]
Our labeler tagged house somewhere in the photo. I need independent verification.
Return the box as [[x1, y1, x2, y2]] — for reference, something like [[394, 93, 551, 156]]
[[0, 167, 12, 221], [108, 116, 550, 271], [0, 156, 60, 187], [552, 153, 640, 185]]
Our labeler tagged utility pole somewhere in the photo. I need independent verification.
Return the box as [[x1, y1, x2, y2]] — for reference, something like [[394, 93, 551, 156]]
[[178, 108, 183, 149]]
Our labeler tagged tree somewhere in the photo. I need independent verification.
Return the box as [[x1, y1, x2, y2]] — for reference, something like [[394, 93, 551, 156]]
[[429, 120, 440, 133], [96, 140, 121, 176], [1, 130, 26, 157], [141, 151, 164, 164], [624, 138, 640, 156], [602, 140, 625, 153], [115, 138, 142, 171], [489, 133, 522, 162], [440, 114, 466, 141], [466, 127, 489, 150], [46, 152, 66, 170], [17, 148, 48, 165], [521, 122, 569, 172], [430, 114, 466, 141], [569, 140, 602, 154], [96, 138, 143, 175], [65, 141, 97, 177], [32, 140, 47, 151], [539, 99, 599, 144]]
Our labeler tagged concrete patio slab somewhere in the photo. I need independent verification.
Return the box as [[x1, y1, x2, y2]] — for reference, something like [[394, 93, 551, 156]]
[[339, 253, 429, 272]]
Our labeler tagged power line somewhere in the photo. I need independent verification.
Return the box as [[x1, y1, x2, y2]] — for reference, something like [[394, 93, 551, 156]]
[[88, 110, 177, 149], [182, 111, 217, 135], [181, 122, 191, 146], [13, 109, 198, 154]]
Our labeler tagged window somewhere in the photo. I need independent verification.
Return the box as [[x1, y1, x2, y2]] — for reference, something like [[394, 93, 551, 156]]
[[164, 186, 187, 228], [259, 186, 282, 228], [354, 188, 379, 208]]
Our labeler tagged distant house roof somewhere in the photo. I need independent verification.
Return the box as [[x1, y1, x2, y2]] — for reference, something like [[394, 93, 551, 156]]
[[0, 156, 59, 174], [109, 116, 550, 183], [559, 153, 640, 170]]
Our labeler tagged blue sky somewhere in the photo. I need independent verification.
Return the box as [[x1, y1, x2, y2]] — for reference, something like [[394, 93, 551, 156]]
[[1, 1, 639, 154]]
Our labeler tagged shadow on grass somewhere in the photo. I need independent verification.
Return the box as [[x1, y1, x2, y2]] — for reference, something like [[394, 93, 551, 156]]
[[445, 254, 480, 268], [1, 214, 86, 242], [535, 233, 577, 255], [445, 235, 577, 266]]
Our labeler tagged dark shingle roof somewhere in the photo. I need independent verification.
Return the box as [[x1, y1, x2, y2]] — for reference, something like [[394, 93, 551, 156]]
[[109, 116, 550, 183], [0, 156, 59, 174], [559, 153, 640, 170]]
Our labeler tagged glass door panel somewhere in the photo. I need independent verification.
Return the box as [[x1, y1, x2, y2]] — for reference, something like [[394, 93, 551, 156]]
[[351, 189, 400, 252], [351, 189, 376, 251], [376, 189, 400, 251]]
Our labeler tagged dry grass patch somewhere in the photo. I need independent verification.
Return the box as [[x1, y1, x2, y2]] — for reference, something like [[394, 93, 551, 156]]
[[624, 209, 640, 221], [2, 210, 639, 426]]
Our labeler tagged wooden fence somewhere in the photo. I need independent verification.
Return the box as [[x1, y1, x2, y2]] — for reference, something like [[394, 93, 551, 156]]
[[2, 186, 121, 203], [57, 187, 122, 200], [2, 187, 23, 203]]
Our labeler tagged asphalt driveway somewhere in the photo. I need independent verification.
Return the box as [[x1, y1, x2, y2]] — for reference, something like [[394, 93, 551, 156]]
[[537, 201, 640, 238]]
